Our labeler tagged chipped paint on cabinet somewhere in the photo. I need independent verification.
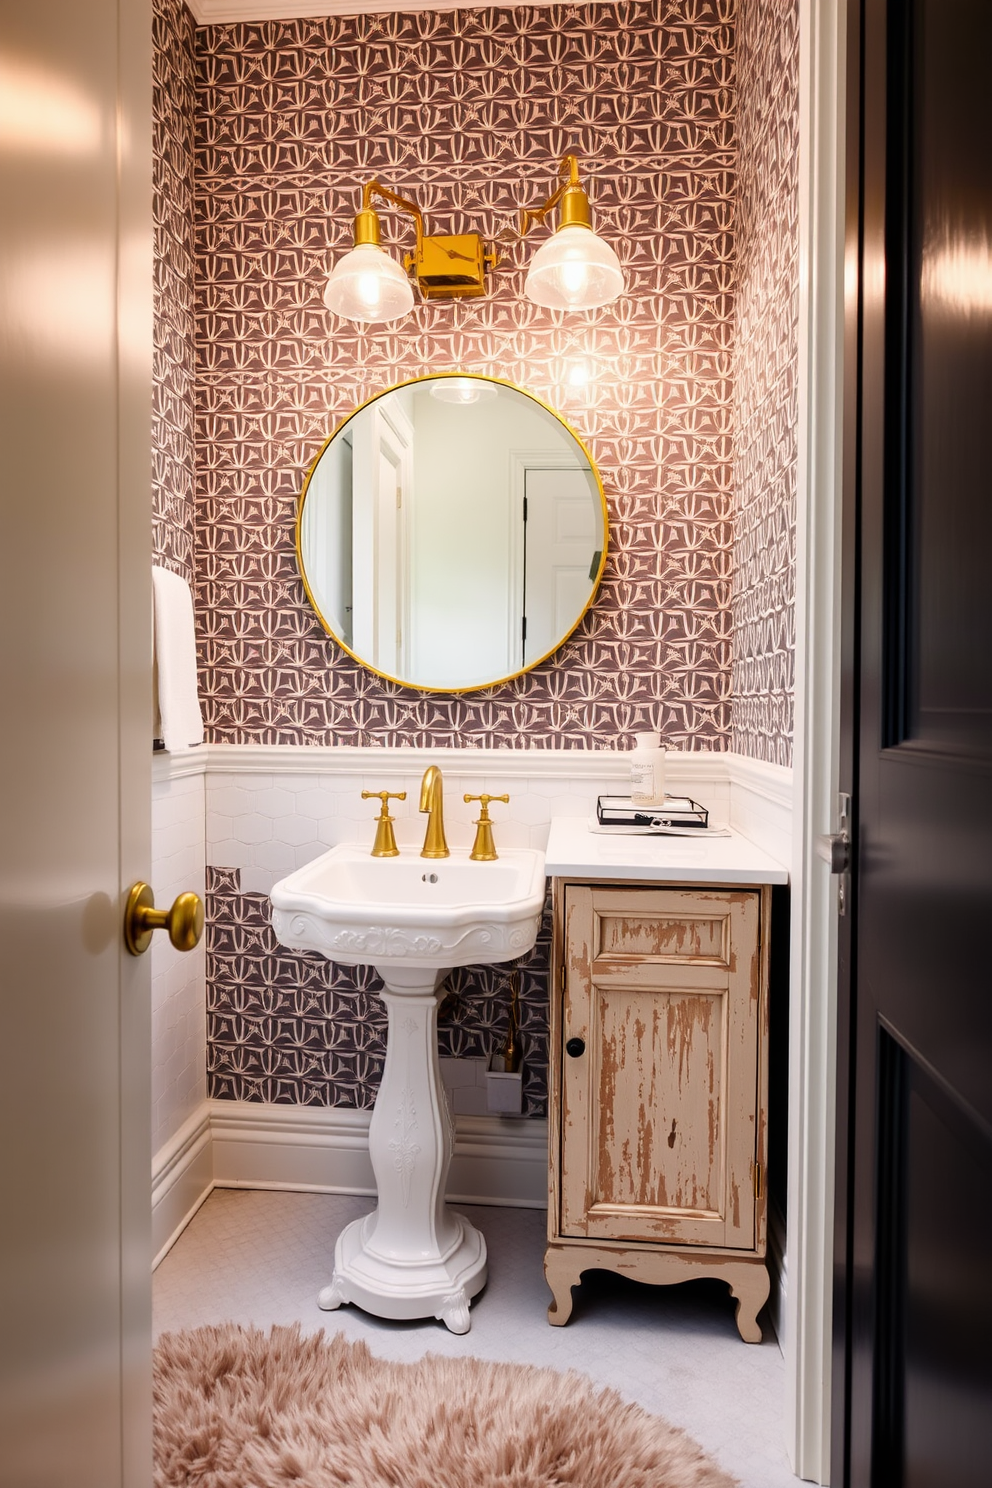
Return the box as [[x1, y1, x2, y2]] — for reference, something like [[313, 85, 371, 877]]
[[547, 880, 772, 1343]]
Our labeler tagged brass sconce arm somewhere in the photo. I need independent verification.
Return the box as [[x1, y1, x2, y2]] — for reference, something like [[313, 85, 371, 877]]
[[354, 178, 425, 258], [349, 179, 492, 301], [519, 153, 592, 236]]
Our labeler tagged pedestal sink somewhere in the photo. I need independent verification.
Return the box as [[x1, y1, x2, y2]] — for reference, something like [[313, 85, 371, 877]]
[[270, 842, 546, 1333]]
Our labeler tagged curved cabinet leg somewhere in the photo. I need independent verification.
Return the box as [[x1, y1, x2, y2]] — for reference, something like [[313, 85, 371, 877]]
[[543, 1242, 770, 1342], [544, 1247, 584, 1326], [728, 1264, 771, 1343]]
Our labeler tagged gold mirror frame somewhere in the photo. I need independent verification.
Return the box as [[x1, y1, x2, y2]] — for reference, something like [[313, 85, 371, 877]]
[[296, 372, 609, 694]]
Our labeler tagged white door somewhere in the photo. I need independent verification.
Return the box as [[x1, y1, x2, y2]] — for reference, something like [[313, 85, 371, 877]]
[[350, 403, 411, 678], [302, 432, 354, 646], [0, 0, 153, 1483], [523, 468, 600, 663], [373, 439, 402, 675]]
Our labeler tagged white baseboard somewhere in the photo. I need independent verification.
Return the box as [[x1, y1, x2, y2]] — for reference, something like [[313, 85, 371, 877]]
[[152, 1103, 214, 1268], [152, 1099, 548, 1266], [209, 1100, 549, 1209], [767, 1200, 788, 1356]]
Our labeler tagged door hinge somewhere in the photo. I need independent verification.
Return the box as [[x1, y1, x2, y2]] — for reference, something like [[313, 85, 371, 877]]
[[754, 1162, 764, 1200], [560, 963, 566, 991]]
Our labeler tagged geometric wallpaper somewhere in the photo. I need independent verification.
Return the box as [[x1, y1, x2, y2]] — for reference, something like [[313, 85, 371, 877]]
[[153, 0, 197, 585], [730, 0, 799, 767], [192, 0, 738, 750], [150, 0, 799, 1113]]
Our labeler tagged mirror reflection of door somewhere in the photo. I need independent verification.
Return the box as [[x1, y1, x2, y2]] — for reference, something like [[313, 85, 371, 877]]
[[302, 431, 353, 647], [297, 376, 607, 692], [521, 467, 601, 666], [351, 402, 411, 680]]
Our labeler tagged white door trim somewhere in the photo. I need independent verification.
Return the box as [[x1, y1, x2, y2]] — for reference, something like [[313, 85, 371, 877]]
[[788, 1, 847, 1480]]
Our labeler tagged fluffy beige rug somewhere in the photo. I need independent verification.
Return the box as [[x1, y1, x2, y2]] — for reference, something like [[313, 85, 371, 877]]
[[154, 1324, 736, 1487]]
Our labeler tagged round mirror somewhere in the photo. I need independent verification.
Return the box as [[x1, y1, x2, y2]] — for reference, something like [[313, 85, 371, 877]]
[[297, 374, 608, 692]]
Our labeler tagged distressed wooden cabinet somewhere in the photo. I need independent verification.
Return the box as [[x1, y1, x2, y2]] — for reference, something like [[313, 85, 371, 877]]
[[546, 879, 772, 1342]]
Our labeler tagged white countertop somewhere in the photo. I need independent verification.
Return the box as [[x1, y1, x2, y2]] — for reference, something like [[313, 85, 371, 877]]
[[544, 817, 789, 886]]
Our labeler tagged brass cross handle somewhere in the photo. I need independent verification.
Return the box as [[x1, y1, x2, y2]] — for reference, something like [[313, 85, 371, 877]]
[[362, 789, 407, 858], [124, 882, 204, 956], [464, 793, 510, 861]]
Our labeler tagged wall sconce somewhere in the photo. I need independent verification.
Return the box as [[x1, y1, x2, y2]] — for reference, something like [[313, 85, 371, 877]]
[[323, 180, 497, 325], [324, 154, 623, 326], [519, 154, 625, 311]]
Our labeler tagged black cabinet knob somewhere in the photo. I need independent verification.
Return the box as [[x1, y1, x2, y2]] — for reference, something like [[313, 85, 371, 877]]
[[565, 1037, 586, 1058]]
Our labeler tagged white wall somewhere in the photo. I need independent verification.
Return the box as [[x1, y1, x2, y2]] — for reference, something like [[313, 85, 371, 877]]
[[151, 760, 207, 1155], [409, 389, 569, 684]]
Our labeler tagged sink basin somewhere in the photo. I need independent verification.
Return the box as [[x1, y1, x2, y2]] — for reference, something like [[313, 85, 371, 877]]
[[270, 843, 546, 969]]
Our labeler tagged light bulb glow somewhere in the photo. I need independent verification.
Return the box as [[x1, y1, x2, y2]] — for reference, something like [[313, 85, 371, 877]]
[[560, 261, 591, 298], [356, 272, 382, 308]]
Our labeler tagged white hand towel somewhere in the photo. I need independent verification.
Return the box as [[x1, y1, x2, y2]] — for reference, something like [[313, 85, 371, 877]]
[[152, 565, 204, 752]]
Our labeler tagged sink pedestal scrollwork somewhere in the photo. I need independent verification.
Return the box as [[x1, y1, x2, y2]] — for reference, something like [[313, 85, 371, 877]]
[[317, 964, 486, 1335]]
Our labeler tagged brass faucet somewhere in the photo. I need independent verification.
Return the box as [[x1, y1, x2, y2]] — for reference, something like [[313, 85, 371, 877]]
[[419, 765, 449, 858]]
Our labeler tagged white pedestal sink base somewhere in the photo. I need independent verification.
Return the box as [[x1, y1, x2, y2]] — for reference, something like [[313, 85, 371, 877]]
[[316, 964, 488, 1335], [317, 1209, 487, 1334], [270, 843, 547, 1335]]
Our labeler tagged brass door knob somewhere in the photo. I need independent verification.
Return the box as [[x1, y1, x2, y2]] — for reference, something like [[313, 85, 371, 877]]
[[124, 882, 204, 956]]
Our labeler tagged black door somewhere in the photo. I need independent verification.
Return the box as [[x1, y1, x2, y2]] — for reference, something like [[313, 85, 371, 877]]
[[835, 2, 992, 1485]]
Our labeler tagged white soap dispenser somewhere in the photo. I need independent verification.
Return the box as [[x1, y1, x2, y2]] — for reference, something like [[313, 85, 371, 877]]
[[629, 731, 667, 806]]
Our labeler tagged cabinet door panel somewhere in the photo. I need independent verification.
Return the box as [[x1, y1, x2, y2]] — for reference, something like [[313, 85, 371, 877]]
[[592, 892, 731, 966], [597, 983, 727, 1216], [561, 887, 760, 1249]]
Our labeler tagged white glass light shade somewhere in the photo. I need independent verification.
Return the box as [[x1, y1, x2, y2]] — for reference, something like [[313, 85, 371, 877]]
[[429, 377, 499, 405], [323, 242, 415, 324], [524, 224, 624, 311]]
